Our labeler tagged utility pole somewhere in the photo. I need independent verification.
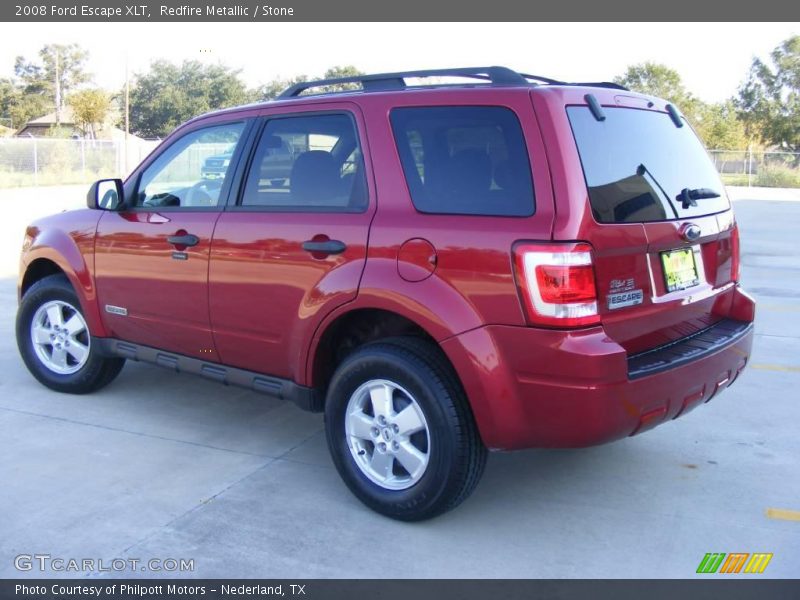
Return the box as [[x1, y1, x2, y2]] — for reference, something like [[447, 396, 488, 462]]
[[124, 53, 130, 174], [55, 48, 61, 126]]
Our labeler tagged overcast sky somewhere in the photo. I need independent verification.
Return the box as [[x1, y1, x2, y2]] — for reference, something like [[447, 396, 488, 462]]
[[1, 22, 798, 102]]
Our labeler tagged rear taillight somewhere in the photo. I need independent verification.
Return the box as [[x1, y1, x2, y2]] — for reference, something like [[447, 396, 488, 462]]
[[513, 242, 600, 328], [730, 224, 740, 282]]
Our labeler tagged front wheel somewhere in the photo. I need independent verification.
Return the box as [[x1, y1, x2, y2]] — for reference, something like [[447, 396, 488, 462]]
[[324, 337, 487, 521], [16, 274, 125, 394]]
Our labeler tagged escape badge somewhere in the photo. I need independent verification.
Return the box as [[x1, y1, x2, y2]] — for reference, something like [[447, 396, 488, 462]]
[[607, 278, 644, 309]]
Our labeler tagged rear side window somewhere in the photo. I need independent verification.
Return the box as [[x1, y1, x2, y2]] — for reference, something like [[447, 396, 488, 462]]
[[390, 106, 535, 217], [568, 106, 730, 224], [240, 113, 367, 212]]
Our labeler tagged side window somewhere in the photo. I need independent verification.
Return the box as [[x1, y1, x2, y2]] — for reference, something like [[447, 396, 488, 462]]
[[134, 121, 246, 209], [240, 113, 367, 212], [390, 106, 535, 217]]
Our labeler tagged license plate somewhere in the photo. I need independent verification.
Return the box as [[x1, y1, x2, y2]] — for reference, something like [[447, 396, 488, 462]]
[[661, 248, 700, 292]]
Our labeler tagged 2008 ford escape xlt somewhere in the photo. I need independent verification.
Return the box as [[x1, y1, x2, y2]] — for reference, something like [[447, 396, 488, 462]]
[[16, 67, 755, 520]]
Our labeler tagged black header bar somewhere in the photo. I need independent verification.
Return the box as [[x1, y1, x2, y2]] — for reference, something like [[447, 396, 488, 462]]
[[2, 0, 798, 22]]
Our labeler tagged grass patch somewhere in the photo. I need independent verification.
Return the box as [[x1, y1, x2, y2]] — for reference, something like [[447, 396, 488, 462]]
[[720, 173, 752, 186], [0, 168, 114, 188]]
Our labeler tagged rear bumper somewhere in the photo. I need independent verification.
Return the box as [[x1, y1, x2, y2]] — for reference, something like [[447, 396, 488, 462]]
[[442, 286, 755, 450]]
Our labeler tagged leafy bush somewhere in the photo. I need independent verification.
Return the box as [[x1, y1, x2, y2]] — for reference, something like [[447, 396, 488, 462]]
[[754, 165, 800, 188]]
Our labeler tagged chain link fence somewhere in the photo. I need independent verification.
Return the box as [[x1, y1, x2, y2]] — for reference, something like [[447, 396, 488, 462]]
[[0, 137, 160, 188], [708, 150, 800, 188]]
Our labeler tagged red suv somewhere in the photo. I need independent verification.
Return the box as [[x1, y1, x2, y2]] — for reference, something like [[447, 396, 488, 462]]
[[16, 67, 755, 520]]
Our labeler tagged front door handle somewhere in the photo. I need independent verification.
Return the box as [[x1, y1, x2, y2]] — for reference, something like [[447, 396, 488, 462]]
[[167, 233, 199, 247], [302, 239, 347, 255]]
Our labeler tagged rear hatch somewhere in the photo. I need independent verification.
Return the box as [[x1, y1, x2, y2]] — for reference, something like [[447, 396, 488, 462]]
[[566, 102, 739, 354]]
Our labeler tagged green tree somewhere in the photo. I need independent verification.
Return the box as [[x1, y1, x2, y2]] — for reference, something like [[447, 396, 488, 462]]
[[737, 35, 800, 153], [614, 61, 753, 149], [14, 43, 90, 117], [4, 87, 48, 131], [257, 75, 308, 100], [257, 65, 363, 100], [614, 61, 701, 121], [69, 88, 111, 139], [0, 78, 16, 123], [693, 101, 749, 150], [129, 60, 252, 138], [317, 65, 364, 93]]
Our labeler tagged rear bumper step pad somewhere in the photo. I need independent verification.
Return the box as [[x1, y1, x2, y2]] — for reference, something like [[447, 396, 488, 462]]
[[627, 318, 753, 380]]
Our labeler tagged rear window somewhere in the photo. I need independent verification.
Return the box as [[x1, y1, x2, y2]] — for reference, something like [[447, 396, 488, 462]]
[[567, 106, 730, 224], [390, 106, 535, 217]]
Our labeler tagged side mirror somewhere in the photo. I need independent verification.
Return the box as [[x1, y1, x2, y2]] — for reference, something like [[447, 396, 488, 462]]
[[87, 178, 124, 210]]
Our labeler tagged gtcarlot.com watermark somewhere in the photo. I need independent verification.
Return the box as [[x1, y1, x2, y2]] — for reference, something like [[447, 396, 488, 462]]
[[14, 553, 194, 573]]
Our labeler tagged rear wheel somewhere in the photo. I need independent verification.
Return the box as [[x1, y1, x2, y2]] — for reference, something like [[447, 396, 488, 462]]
[[324, 337, 487, 521], [17, 274, 124, 394]]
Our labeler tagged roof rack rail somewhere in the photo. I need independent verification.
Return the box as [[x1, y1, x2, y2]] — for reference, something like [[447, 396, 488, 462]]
[[567, 81, 628, 91], [522, 75, 627, 91], [279, 66, 543, 98], [277, 67, 627, 99], [518, 72, 567, 85]]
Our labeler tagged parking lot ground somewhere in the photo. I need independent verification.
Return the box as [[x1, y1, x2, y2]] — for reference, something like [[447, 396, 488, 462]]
[[0, 192, 798, 578]]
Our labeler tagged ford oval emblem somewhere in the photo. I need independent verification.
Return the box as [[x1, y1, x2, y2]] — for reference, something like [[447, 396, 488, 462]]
[[681, 223, 702, 242]]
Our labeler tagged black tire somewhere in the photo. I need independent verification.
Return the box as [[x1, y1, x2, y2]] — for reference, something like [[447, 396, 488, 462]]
[[16, 274, 125, 394], [324, 336, 487, 521]]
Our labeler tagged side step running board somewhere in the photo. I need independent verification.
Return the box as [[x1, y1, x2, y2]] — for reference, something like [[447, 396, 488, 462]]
[[96, 339, 323, 412]]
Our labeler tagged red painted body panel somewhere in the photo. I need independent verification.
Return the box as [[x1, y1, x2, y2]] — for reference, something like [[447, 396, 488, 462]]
[[441, 286, 754, 450], [19, 209, 108, 337], [18, 82, 756, 451], [94, 210, 221, 360], [209, 212, 371, 380]]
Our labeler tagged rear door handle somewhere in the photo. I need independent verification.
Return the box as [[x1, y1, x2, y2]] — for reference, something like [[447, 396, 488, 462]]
[[302, 239, 347, 255], [167, 234, 200, 247]]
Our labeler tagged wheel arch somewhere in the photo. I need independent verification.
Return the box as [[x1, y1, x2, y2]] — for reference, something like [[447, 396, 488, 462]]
[[306, 302, 468, 402], [20, 257, 67, 297], [20, 233, 108, 338]]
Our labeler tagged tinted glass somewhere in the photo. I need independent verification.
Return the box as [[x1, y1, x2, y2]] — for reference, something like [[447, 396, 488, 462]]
[[567, 106, 729, 223], [135, 122, 245, 209], [240, 113, 367, 212], [390, 106, 535, 216]]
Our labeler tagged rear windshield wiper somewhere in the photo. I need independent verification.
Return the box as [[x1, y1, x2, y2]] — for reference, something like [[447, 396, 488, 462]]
[[676, 187, 720, 209]]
